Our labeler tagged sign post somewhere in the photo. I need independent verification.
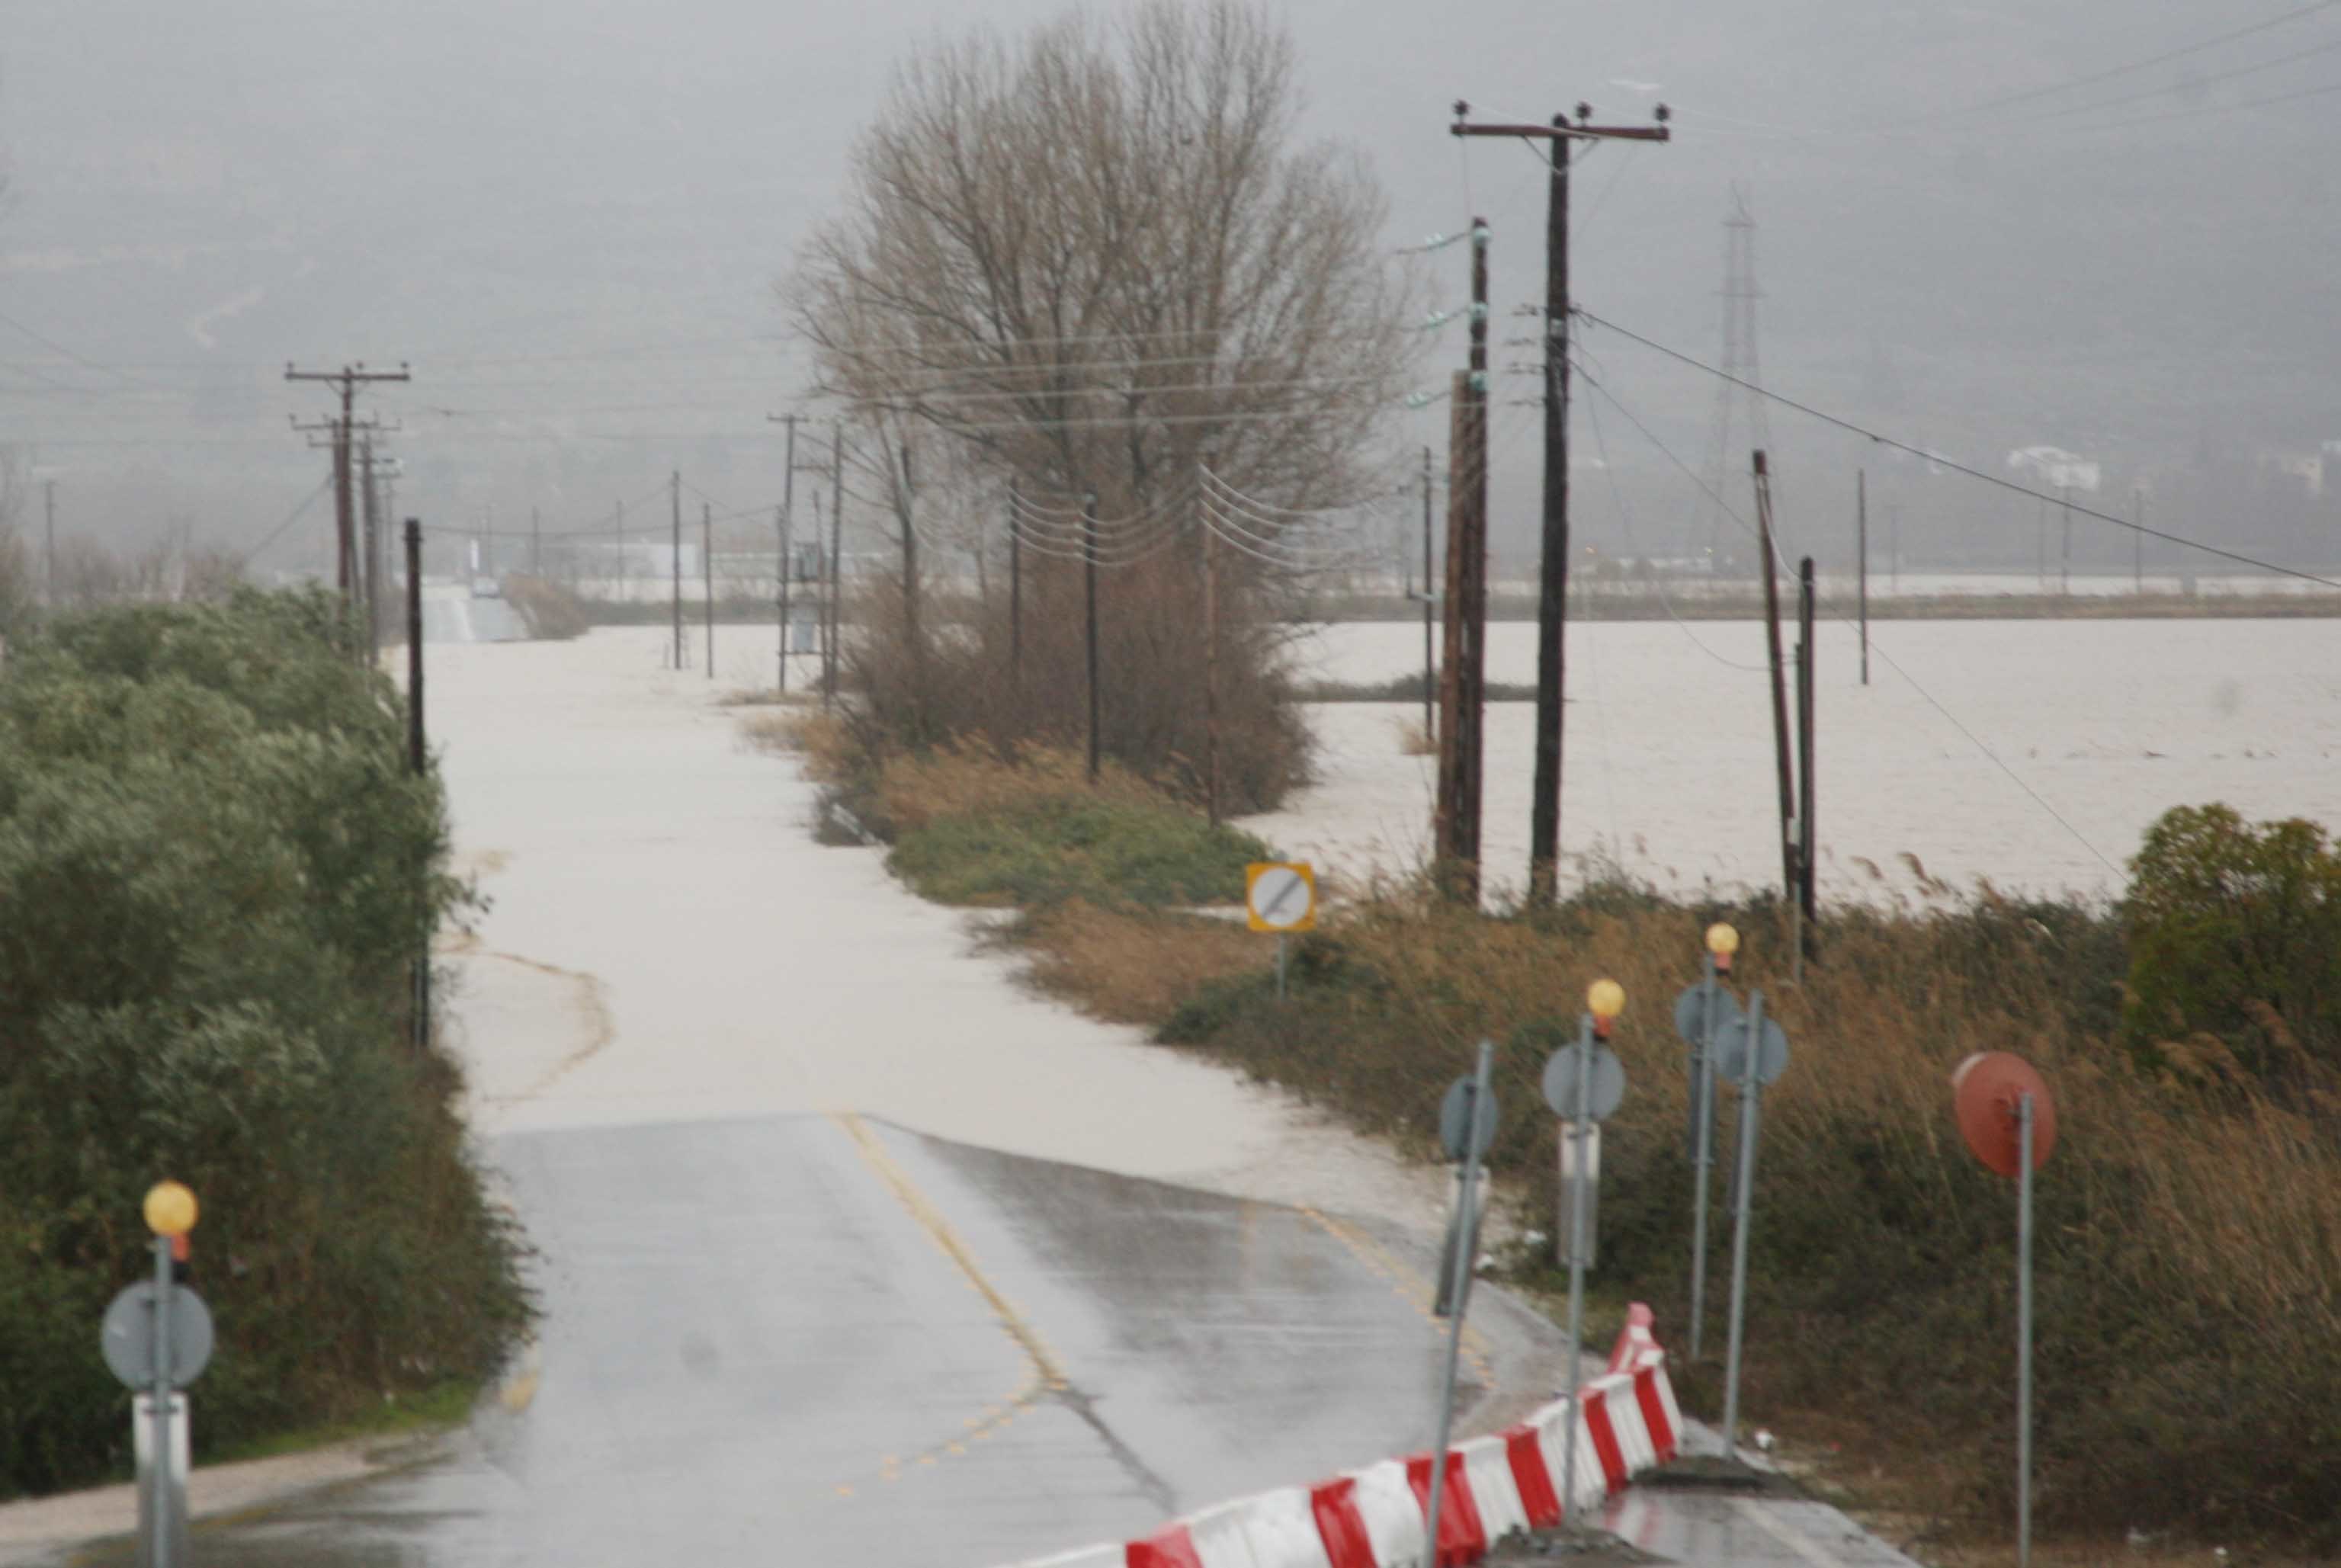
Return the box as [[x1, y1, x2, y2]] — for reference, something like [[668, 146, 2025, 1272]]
[[1542, 980, 1627, 1518], [104, 1183, 210, 1568], [1244, 861, 1317, 999], [1717, 991, 1789, 1458], [1672, 922, 1740, 1358], [1423, 1040, 1496, 1563], [1953, 1052, 2058, 1568]]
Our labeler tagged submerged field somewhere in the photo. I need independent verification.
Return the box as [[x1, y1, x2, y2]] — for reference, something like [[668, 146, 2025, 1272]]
[[1263, 617, 2341, 903]]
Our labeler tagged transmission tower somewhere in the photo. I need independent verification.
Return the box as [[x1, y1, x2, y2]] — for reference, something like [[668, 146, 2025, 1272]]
[[1698, 187, 1770, 570]]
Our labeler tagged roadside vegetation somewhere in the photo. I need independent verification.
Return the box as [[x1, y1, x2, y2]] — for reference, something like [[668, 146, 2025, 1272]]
[[0, 589, 528, 1498], [765, 672, 2341, 1553]]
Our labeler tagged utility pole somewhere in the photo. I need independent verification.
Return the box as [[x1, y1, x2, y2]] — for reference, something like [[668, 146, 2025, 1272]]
[[670, 471, 684, 670], [1797, 556, 1818, 972], [771, 413, 800, 694], [1008, 480, 1024, 696], [1421, 445, 1435, 742], [43, 479, 55, 611], [828, 424, 844, 708], [358, 438, 380, 662], [1083, 490, 1102, 783], [704, 502, 714, 680], [1756, 452, 1797, 906], [1453, 100, 1671, 906], [1857, 470, 1870, 686], [1203, 499, 1221, 826], [2059, 486, 2072, 597], [285, 362, 409, 608], [1433, 214, 1491, 903], [403, 517, 428, 1053]]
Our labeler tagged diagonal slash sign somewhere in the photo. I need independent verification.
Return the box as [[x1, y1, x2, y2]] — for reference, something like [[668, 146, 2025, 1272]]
[[1261, 871, 1304, 923]]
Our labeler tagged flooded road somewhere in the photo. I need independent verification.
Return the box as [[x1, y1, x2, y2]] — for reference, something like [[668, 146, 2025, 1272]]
[[148, 1117, 1504, 1567]]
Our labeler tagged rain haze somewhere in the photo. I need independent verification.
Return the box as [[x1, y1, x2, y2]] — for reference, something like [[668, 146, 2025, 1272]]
[[8, 1, 2341, 570], [7, 7, 2341, 1568]]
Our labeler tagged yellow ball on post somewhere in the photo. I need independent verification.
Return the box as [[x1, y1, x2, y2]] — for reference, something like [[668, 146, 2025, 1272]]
[[1705, 922, 1740, 958], [1586, 978, 1626, 1023], [143, 1181, 198, 1239]]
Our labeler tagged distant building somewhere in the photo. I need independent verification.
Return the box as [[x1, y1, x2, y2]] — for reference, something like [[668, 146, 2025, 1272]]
[[2006, 445, 2100, 493]]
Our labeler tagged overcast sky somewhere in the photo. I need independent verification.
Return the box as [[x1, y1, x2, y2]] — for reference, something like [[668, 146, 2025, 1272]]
[[5, 0, 2339, 572]]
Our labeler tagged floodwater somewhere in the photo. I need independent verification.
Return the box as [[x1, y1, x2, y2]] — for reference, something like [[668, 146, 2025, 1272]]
[[1264, 617, 2341, 904]]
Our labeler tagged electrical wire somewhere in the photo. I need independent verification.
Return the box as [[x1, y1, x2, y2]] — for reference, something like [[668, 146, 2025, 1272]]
[[2016, 31, 2341, 123], [1862, 0, 2341, 130], [1574, 308, 2341, 592], [1573, 358, 2121, 876], [232, 477, 334, 567]]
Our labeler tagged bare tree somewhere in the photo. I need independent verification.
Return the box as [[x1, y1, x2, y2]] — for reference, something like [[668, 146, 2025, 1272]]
[[785, 0, 1417, 518]]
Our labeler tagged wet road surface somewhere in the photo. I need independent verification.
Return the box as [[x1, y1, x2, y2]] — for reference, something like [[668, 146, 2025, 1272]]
[[148, 1115, 1512, 1567]]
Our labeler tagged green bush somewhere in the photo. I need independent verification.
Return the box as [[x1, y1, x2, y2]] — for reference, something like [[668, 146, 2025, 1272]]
[[2124, 803, 2341, 1092], [890, 797, 1268, 908], [0, 588, 527, 1498]]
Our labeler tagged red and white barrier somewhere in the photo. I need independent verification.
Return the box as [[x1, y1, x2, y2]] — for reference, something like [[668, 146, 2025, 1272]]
[[992, 1305, 1684, 1568]]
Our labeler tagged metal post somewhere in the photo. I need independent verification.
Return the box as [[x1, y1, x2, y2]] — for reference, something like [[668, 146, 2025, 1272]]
[[2018, 1091, 2035, 1568], [1275, 934, 1287, 1001], [1857, 470, 1869, 685], [1720, 989, 1767, 1456], [1560, 1014, 1595, 1516], [1422, 1040, 1493, 1564], [147, 1234, 172, 1568], [1082, 492, 1101, 783], [1688, 954, 1718, 1358]]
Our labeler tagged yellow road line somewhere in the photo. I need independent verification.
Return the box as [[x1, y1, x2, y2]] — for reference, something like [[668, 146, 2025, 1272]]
[[826, 1111, 1069, 1500]]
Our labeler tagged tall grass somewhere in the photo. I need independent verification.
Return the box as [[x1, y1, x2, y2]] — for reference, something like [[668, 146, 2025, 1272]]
[[1159, 881, 2341, 1544]]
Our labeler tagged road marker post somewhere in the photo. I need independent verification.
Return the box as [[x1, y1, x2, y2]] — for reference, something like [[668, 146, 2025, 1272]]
[[1717, 990, 1790, 1459], [1674, 922, 1740, 1358], [102, 1183, 212, 1568], [1542, 980, 1627, 1519], [1244, 861, 1316, 999], [1423, 1040, 1496, 1563]]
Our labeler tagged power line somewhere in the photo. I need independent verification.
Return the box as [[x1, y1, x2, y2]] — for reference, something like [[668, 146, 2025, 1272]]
[[2016, 31, 2341, 122], [233, 477, 335, 567], [1575, 308, 2341, 592], [1574, 359, 2121, 876], [1865, 0, 2341, 129]]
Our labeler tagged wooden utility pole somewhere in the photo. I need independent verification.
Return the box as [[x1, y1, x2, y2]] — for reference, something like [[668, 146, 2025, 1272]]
[[1756, 452, 1797, 904], [1203, 502, 1222, 826], [1454, 101, 1670, 905], [1008, 480, 1024, 695], [828, 425, 845, 707], [1857, 470, 1870, 686], [358, 437, 380, 661], [2059, 486, 2072, 597], [1797, 555, 1818, 967], [670, 470, 684, 670], [1083, 491, 1102, 782], [403, 515, 428, 1053], [1433, 216, 1492, 903], [1420, 445, 1435, 742], [771, 412, 800, 693], [285, 363, 409, 606]]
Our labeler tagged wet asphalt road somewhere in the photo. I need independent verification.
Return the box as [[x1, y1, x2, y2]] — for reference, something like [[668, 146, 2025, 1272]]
[[163, 1115, 1501, 1567]]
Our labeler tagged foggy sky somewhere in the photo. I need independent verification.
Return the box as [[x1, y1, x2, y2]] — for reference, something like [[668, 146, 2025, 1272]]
[[5, 0, 2339, 576]]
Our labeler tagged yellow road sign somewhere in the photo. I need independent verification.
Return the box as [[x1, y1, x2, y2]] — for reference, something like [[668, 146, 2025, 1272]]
[[1246, 861, 1317, 933]]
